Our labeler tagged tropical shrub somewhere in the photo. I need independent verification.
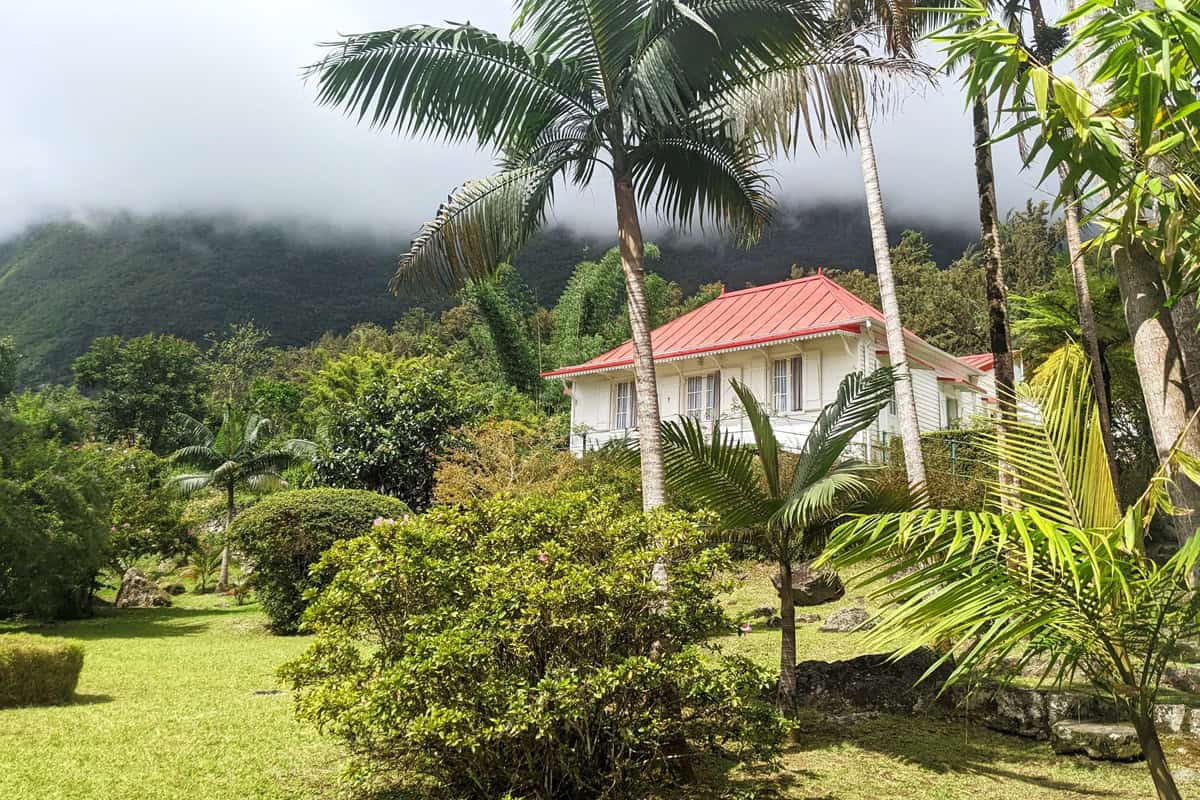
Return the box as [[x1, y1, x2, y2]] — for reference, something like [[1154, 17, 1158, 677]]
[[0, 634, 84, 708], [229, 488, 410, 633], [433, 419, 575, 505], [92, 443, 188, 571], [282, 493, 782, 799]]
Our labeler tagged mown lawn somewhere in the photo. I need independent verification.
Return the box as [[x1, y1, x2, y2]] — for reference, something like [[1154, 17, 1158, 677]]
[[3, 566, 1198, 800], [0, 593, 338, 800]]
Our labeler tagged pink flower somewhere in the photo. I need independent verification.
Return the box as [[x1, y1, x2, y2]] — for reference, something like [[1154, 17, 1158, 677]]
[[372, 517, 386, 527], [537, 551, 550, 564], [738, 622, 753, 636], [122, 522, 131, 529]]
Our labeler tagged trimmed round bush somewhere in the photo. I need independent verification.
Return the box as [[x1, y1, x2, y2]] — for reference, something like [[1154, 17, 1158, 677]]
[[0, 634, 84, 708], [229, 488, 410, 634]]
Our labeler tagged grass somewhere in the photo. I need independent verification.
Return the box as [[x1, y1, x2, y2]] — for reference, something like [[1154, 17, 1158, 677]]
[[3, 564, 1198, 800], [0, 591, 338, 800]]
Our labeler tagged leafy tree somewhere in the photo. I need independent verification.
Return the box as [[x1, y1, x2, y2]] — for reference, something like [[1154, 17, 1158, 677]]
[[11, 386, 96, 443], [1000, 200, 1065, 295], [203, 321, 274, 406], [96, 444, 188, 573], [310, 356, 473, 510], [0, 336, 18, 400], [462, 267, 541, 396], [281, 493, 782, 798], [171, 406, 314, 591], [73, 334, 208, 453], [656, 369, 897, 705], [305, 1, 900, 510], [825, 349, 1199, 800]]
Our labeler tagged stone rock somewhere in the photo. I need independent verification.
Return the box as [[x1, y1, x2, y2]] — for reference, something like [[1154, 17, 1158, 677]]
[[160, 582, 187, 596], [1173, 767, 1200, 784], [1170, 640, 1200, 663], [115, 568, 171, 609], [766, 615, 782, 628], [1050, 721, 1143, 761], [977, 687, 1113, 740], [772, 562, 845, 606], [1164, 664, 1200, 693], [751, 605, 775, 619], [793, 648, 957, 716], [819, 606, 876, 633], [795, 613, 822, 624], [1154, 703, 1190, 735]]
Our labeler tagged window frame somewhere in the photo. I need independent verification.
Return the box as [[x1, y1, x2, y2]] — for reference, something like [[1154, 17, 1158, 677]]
[[614, 381, 633, 429]]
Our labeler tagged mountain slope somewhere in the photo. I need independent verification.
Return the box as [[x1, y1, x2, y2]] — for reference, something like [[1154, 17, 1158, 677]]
[[0, 206, 975, 384]]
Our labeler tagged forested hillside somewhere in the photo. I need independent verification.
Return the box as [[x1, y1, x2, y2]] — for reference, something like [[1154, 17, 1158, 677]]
[[0, 205, 974, 383]]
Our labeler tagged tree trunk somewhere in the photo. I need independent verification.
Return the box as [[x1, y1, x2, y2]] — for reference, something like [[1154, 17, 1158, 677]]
[[219, 482, 234, 592], [973, 97, 1017, 418], [855, 103, 927, 487], [613, 167, 667, 512], [778, 560, 797, 709], [1113, 242, 1200, 547], [1170, 295, 1200, 404], [1062, 190, 1121, 491], [1131, 707, 1182, 800]]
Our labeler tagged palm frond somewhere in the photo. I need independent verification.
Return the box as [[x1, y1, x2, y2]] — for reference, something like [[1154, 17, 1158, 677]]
[[775, 460, 875, 531], [171, 445, 222, 468], [729, 380, 783, 498], [659, 415, 776, 530], [172, 413, 214, 448], [170, 473, 215, 497], [631, 125, 774, 247], [305, 24, 590, 152], [391, 163, 567, 292], [514, 0, 645, 92], [789, 367, 895, 495], [979, 346, 1119, 529]]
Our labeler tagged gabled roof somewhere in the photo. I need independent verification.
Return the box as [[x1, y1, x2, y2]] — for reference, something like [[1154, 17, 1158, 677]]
[[542, 274, 962, 379], [958, 353, 995, 372]]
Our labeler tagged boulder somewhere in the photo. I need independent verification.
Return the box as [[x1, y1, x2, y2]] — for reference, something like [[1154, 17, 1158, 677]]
[[819, 606, 876, 633], [160, 582, 187, 596], [1164, 664, 1200, 693], [766, 615, 782, 628], [793, 648, 957, 716], [976, 687, 1113, 740], [751, 605, 775, 619], [796, 613, 822, 624], [772, 562, 845, 606], [1050, 721, 1142, 761], [115, 569, 171, 609]]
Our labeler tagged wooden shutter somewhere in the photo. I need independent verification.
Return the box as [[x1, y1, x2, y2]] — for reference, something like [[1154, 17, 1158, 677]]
[[803, 350, 822, 411]]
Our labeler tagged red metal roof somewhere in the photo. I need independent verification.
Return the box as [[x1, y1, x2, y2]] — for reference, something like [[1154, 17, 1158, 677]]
[[958, 353, 995, 372], [543, 274, 921, 378]]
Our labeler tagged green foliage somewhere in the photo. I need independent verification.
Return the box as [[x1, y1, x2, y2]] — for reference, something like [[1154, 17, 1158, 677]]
[[462, 266, 541, 395], [0, 336, 18, 400], [228, 488, 410, 634], [310, 356, 474, 509], [204, 321, 275, 406], [0, 635, 84, 708], [282, 493, 782, 799], [10, 385, 96, 443], [433, 418, 575, 505], [880, 429, 990, 511], [92, 443, 188, 571], [0, 407, 110, 619], [73, 333, 208, 453], [825, 350, 1199, 799]]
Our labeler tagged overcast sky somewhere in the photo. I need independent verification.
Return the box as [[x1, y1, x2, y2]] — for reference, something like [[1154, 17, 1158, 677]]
[[0, 0, 1052, 242]]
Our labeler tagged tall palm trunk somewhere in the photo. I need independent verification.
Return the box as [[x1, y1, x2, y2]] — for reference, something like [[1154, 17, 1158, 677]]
[[219, 482, 234, 591], [1114, 242, 1200, 548], [613, 162, 667, 512], [972, 97, 1017, 422], [855, 103, 927, 486], [1063, 194, 1121, 489], [778, 559, 796, 707], [1130, 704, 1182, 800]]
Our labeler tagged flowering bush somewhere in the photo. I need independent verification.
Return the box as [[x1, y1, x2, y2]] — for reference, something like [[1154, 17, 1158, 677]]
[[281, 492, 783, 799], [228, 488, 410, 633]]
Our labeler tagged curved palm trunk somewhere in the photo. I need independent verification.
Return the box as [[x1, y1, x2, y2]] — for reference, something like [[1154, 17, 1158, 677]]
[[1063, 194, 1121, 489], [613, 168, 667, 512], [219, 482, 234, 592], [1131, 706, 1182, 800], [1114, 242, 1200, 549], [855, 103, 927, 486], [972, 97, 1017, 422], [778, 560, 796, 708]]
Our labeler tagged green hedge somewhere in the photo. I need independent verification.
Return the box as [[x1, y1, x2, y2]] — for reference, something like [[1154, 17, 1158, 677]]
[[229, 488, 410, 634], [0, 634, 84, 708]]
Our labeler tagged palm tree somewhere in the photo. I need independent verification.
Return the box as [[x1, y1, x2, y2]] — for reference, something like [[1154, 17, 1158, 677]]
[[824, 348, 1200, 800], [303, 2, 911, 510], [171, 406, 314, 591], [657, 368, 897, 704]]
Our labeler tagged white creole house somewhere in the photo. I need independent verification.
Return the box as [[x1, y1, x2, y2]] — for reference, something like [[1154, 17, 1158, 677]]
[[541, 273, 1022, 458]]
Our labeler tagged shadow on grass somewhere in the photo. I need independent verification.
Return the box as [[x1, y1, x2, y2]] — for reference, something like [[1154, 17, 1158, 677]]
[[71, 693, 115, 706], [14, 605, 227, 641], [696, 712, 1124, 799]]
